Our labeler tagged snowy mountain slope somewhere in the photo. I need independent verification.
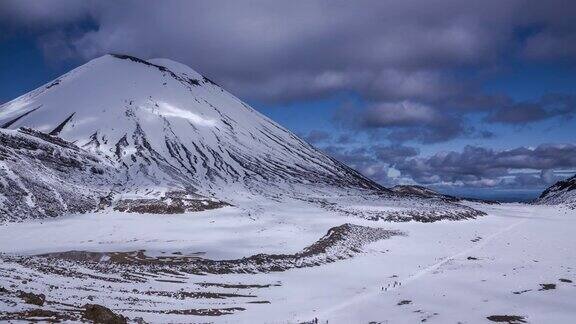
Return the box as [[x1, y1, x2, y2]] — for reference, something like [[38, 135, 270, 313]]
[[536, 174, 576, 207], [0, 54, 383, 205], [0, 127, 226, 221], [0, 128, 113, 221]]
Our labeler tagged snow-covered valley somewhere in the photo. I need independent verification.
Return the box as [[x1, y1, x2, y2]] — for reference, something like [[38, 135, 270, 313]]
[[1, 200, 575, 323]]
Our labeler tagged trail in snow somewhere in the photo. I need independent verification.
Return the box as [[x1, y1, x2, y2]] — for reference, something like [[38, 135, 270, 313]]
[[302, 211, 530, 321]]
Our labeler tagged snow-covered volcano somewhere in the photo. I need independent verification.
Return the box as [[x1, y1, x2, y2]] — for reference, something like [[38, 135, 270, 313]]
[[0, 54, 487, 223], [0, 54, 382, 202]]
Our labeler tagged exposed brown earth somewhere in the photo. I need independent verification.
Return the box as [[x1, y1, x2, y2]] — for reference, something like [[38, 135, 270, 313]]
[[83, 303, 128, 324]]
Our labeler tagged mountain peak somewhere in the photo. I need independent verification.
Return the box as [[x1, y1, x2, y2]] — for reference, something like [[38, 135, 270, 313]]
[[147, 57, 202, 76], [0, 53, 385, 218]]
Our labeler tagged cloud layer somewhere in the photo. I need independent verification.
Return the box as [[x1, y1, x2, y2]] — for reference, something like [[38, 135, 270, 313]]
[[323, 143, 576, 189], [1, 0, 575, 193], [396, 144, 576, 187], [2, 0, 575, 103]]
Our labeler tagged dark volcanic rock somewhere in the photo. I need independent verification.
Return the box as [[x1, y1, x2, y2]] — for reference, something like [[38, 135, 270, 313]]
[[113, 191, 229, 214], [83, 304, 127, 324], [538, 283, 556, 291], [486, 315, 527, 323], [18, 291, 45, 306]]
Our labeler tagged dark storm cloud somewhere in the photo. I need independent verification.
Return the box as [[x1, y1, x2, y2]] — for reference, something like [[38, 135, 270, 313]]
[[2, 0, 575, 104], [523, 31, 576, 61], [486, 94, 576, 124], [320, 142, 575, 189], [361, 102, 448, 128], [519, 3, 576, 61], [324, 144, 419, 167], [395, 143, 576, 188], [0, 0, 91, 30], [334, 92, 575, 144], [374, 145, 419, 164], [335, 101, 469, 143], [323, 146, 373, 167], [488, 103, 550, 124], [321, 144, 420, 185], [321, 145, 389, 182]]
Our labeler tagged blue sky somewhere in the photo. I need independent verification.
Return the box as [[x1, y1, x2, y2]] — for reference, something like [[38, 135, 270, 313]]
[[1, 0, 575, 201]]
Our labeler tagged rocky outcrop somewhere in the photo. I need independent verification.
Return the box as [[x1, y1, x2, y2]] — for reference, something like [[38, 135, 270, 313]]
[[83, 304, 127, 324], [0, 128, 114, 221], [536, 174, 576, 207]]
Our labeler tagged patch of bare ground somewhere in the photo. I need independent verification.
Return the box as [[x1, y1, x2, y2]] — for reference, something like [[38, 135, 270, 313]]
[[142, 290, 256, 299], [113, 191, 229, 214], [37, 249, 203, 265], [486, 315, 527, 323], [18, 291, 45, 306], [163, 307, 245, 316], [0, 308, 74, 322], [196, 282, 281, 289], [539, 283, 556, 291]]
